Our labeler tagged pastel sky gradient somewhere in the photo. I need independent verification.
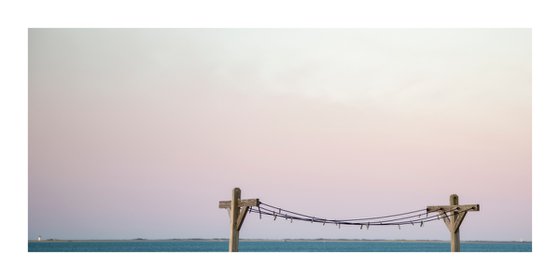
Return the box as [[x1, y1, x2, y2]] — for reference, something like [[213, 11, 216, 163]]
[[28, 29, 531, 241]]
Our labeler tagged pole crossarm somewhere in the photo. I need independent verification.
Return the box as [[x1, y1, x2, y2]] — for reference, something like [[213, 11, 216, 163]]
[[426, 204, 480, 213], [219, 199, 260, 209]]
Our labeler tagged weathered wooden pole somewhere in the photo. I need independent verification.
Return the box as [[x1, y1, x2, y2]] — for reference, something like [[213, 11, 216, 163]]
[[450, 194, 460, 252], [427, 194, 479, 252], [229, 188, 241, 252], [219, 188, 260, 252]]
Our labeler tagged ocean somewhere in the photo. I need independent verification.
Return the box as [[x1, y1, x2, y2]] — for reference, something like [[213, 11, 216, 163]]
[[28, 240, 531, 252]]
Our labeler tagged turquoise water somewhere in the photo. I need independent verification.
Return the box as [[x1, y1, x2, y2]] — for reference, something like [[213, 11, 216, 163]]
[[28, 240, 531, 252]]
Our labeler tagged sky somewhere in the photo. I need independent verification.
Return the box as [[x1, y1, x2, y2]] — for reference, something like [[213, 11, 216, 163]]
[[28, 29, 531, 241]]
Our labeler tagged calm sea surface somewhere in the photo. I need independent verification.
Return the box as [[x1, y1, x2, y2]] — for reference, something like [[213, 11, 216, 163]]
[[28, 240, 531, 252]]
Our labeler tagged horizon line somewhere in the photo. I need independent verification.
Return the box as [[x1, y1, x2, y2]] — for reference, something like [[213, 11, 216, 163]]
[[28, 238, 532, 243]]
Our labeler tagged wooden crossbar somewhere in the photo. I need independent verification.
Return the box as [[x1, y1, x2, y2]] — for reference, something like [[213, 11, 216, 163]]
[[426, 204, 480, 213], [219, 199, 260, 209]]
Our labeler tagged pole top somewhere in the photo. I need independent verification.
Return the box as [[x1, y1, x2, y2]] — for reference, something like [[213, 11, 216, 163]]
[[233, 187, 241, 195], [450, 194, 459, 205]]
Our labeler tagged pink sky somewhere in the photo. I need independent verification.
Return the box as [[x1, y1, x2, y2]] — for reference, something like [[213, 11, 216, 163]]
[[28, 29, 531, 241]]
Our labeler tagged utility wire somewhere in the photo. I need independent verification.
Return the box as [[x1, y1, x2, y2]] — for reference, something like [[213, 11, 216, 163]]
[[247, 201, 473, 229], [259, 202, 426, 222]]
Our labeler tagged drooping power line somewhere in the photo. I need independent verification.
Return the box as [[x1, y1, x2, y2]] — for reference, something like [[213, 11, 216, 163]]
[[247, 201, 470, 229]]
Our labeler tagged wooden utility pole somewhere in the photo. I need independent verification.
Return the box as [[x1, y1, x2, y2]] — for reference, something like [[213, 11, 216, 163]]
[[218, 188, 260, 252], [427, 194, 479, 252]]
